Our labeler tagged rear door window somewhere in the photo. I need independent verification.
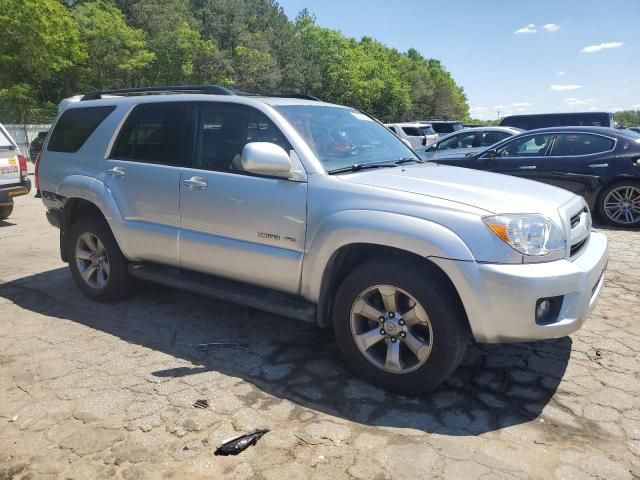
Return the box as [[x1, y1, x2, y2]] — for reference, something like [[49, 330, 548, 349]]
[[48, 106, 115, 153], [481, 130, 512, 146], [111, 103, 193, 165], [549, 133, 615, 156], [402, 127, 423, 137]]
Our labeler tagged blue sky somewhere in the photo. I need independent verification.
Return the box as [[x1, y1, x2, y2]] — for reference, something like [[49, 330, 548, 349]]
[[276, 0, 640, 119]]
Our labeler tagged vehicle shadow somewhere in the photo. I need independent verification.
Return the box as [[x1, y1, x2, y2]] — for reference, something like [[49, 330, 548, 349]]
[[0, 219, 16, 227], [0, 267, 572, 436]]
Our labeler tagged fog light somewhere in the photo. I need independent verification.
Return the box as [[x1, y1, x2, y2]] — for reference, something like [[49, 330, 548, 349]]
[[536, 299, 551, 322]]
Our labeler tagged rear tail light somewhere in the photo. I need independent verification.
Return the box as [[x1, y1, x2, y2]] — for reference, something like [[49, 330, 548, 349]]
[[34, 151, 41, 191], [18, 154, 28, 179]]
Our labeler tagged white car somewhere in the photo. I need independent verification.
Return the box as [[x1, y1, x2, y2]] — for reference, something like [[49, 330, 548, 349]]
[[0, 123, 31, 219], [385, 122, 437, 149]]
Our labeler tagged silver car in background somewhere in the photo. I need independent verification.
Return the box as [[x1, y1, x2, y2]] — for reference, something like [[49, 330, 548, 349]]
[[418, 126, 522, 161]]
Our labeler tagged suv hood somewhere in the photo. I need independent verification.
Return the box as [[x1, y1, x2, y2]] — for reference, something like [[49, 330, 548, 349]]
[[341, 163, 576, 215]]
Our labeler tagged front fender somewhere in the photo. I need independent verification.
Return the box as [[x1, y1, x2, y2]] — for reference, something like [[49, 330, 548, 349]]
[[301, 210, 475, 302], [57, 175, 134, 258]]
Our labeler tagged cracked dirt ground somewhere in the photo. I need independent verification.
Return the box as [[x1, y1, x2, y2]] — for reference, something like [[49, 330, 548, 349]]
[[1, 193, 639, 480]]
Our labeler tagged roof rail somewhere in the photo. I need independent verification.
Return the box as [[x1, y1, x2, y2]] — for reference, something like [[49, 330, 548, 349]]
[[81, 85, 236, 101], [80, 85, 321, 102]]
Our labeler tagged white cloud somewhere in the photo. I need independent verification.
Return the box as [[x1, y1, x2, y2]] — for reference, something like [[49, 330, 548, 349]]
[[581, 42, 623, 53], [514, 24, 537, 34], [511, 102, 533, 107], [543, 23, 560, 32], [551, 84, 583, 91], [492, 104, 506, 109], [588, 107, 599, 111], [562, 97, 597, 107], [469, 107, 488, 114], [633, 104, 640, 109], [556, 71, 566, 76]]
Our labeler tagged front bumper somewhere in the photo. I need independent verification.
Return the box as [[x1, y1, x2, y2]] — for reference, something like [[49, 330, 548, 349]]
[[432, 231, 609, 343]]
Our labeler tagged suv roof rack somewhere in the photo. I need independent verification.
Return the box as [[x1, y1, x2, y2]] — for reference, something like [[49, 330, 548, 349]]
[[81, 85, 321, 102], [81, 85, 236, 101]]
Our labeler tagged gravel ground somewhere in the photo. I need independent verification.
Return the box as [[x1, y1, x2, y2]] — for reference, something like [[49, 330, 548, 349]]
[[1, 190, 639, 480]]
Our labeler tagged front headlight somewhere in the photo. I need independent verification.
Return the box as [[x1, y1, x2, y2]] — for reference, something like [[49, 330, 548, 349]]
[[483, 214, 566, 256]]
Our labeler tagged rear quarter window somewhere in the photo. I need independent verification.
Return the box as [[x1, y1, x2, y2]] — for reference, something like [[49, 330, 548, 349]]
[[48, 106, 116, 153]]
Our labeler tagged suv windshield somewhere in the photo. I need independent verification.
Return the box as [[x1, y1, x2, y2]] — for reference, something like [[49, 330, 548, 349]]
[[274, 105, 417, 171]]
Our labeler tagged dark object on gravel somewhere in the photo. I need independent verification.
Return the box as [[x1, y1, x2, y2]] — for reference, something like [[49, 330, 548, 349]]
[[214, 429, 270, 456]]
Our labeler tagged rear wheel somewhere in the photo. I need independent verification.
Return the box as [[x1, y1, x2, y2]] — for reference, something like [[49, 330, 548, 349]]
[[598, 182, 640, 227], [68, 216, 132, 301], [333, 258, 469, 395], [0, 203, 13, 219]]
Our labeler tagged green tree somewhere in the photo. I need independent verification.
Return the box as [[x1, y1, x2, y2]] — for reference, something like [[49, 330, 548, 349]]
[[0, 0, 85, 121], [73, 1, 155, 90]]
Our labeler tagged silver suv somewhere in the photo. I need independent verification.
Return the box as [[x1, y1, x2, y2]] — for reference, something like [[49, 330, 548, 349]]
[[38, 85, 608, 394]]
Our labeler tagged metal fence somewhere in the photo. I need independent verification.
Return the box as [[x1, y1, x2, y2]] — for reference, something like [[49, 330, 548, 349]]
[[4, 124, 51, 160]]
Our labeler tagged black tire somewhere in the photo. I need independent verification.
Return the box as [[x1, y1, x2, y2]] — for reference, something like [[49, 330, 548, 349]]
[[333, 258, 469, 395], [0, 203, 13, 220], [597, 181, 640, 228], [67, 215, 132, 302]]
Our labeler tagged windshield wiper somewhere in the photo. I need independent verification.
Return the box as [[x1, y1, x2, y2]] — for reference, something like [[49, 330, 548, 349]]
[[328, 162, 400, 175], [394, 157, 424, 165]]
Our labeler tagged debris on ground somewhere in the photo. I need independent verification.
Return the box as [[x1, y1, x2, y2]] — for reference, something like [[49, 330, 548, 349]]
[[214, 429, 269, 456], [295, 432, 332, 446], [196, 342, 249, 352], [193, 399, 209, 409]]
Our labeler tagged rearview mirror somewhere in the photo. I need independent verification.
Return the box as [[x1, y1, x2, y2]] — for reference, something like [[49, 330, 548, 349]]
[[241, 142, 292, 176]]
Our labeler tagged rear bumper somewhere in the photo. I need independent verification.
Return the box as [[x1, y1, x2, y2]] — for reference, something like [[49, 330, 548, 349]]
[[0, 179, 31, 202], [432, 231, 609, 343]]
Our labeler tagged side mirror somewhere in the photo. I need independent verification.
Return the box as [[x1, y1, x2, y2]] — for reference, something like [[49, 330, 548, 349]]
[[484, 149, 498, 158], [241, 142, 292, 176]]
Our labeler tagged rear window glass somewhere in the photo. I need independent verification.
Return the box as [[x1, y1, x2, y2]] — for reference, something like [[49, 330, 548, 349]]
[[0, 129, 13, 149], [48, 106, 115, 153]]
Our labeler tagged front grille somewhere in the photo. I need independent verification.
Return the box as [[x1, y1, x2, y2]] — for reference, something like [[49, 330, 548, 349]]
[[568, 206, 590, 259], [570, 238, 587, 256]]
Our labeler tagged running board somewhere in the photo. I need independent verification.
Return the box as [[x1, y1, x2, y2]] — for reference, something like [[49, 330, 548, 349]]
[[128, 263, 317, 323]]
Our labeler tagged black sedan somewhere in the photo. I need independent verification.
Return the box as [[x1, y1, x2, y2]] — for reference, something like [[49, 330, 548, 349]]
[[427, 126, 640, 227]]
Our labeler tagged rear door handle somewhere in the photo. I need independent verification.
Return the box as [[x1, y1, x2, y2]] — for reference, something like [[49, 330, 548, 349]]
[[107, 167, 125, 177], [589, 163, 609, 168], [518, 165, 536, 170], [183, 176, 208, 189]]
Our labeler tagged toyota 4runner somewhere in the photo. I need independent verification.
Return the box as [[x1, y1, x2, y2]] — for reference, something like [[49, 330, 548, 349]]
[[37, 85, 608, 394]]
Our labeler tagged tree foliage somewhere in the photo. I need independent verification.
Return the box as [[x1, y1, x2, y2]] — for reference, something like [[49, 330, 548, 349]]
[[0, 0, 469, 123]]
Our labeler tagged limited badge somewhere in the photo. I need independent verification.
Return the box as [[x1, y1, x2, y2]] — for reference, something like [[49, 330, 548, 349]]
[[7, 157, 16, 166]]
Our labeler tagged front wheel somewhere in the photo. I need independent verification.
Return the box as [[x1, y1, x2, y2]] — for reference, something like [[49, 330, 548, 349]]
[[68, 216, 132, 302], [333, 258, 469, 395], [598, 182, 640, 227], [0, 202, 13, 219]]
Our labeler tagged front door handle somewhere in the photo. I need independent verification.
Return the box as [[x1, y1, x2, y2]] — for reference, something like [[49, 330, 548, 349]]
[[183, 176, 208, 189], [589, 163, 609, 168], [107, 166, 125, 176], [518, 165, 537, 170]]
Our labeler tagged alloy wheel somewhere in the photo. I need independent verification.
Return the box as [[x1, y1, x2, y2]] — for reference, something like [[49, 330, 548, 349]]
[[75, 232, 110, 289], [349, 284, 434, 374], [603, 185, 640, 225]]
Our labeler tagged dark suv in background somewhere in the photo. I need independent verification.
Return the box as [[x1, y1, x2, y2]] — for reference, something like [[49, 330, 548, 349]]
[[500, 112, 614, 130]]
